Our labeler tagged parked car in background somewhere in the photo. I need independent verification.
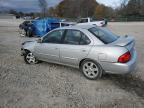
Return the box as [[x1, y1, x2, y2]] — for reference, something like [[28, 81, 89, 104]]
[[19, 20, 33, 37], [59, 22, 76, 27], [21, 25, 137, 80], [77, 17, 107, 27], [19, 20, 32, 30], [19, 18, 76, 37]]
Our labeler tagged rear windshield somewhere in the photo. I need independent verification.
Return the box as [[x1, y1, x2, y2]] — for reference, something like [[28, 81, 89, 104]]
[[88, 27, 119, 44]]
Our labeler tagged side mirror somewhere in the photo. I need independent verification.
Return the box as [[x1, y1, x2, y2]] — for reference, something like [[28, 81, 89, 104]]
[[37, 38, 42, 43]]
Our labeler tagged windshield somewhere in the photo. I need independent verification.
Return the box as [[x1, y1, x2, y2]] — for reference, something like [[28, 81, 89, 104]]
[[88, 27, 119, 44]]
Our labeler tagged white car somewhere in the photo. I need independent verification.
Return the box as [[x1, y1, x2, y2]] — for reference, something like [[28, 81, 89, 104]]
[[59, 22, 76, 27], [77, 17, 106, 27]]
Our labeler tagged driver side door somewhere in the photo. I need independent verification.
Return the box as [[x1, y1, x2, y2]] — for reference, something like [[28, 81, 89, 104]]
[[34, 29, 65, 63]]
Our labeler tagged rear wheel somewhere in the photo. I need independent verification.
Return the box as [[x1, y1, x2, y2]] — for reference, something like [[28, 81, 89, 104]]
[[80, 60, 103, 80], [24, 51, 38, 64]]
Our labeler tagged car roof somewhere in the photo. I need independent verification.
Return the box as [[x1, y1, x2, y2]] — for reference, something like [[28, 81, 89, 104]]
[[58, 25, 96, 30]]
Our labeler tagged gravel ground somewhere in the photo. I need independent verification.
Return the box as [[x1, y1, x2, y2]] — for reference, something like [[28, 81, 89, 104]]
[[0, 19, 144, 108]]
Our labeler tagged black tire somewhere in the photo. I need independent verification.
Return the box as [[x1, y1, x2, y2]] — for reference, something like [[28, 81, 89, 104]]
[[24, 51, 39, 64], [80, 60, 103, 80], [27, 30, 33, 37]]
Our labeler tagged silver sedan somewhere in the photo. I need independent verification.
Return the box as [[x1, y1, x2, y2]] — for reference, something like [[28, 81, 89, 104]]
[[21, 25, 137, 80]]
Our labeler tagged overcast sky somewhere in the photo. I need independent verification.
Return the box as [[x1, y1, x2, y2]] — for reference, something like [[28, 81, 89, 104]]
[[0, 0, 121, 12], [0, 0, 62, 12], [97, 0, 121, 8]]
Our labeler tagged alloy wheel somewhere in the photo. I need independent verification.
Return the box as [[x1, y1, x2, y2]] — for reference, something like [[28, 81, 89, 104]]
[[82, 61, 99, 79], [26, 52, 38, 64]]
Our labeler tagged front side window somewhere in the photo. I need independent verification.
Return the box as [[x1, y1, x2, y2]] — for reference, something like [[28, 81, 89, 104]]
[[64, 29, 91, 45], [78, 19, 88, 23], [42, 30, 64, 43], [88, 27, 119, 44]]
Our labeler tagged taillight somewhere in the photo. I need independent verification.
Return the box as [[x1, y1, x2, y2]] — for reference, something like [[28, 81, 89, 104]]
[[118, 51, 131, 63]]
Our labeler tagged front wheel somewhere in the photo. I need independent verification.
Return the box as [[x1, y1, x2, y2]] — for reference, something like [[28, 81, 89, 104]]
[[24, 52, 38, 64], [80, 60, 103, 80]]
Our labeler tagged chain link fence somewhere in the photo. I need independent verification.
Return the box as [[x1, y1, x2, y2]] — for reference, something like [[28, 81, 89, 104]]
[[56, 17, 144, 22], [109, 17, 144, 22]]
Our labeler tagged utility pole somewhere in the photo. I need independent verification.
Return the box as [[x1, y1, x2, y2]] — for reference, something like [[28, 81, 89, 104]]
[[38, 0, 48, 18]]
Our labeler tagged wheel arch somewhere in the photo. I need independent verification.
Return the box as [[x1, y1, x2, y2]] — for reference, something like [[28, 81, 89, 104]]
[[79, 58, 104, 71], [22, 49, 31, 56], [79, 58, 99, 68], [24, 49, 31, 53], [24, 49, 30, 52]]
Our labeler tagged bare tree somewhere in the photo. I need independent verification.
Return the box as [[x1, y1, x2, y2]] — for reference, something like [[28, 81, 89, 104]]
[[120, 0, 128, 8], [38, 0, 48, 17]]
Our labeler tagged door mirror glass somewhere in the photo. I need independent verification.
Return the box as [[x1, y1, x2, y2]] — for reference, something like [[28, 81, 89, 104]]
[[37, 38, 42, 43]]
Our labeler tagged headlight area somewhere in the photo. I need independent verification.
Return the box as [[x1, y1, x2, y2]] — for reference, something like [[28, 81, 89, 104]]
[[22, 41, 33, 45], [21, 48, 26, 56], [22, 42, 25, 45]]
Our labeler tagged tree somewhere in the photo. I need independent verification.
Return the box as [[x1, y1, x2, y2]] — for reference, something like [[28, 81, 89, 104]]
[[48, 7, 57, 17], [46, 0, 116, 19], [116, 0, 144, 17], [126, 0, 140, 16], [38, 0, 48, 17], [94, 5, 106, 19], [55, 0, 98, 18], [139, 0, 144, 16], [80, 0, 98, 17]]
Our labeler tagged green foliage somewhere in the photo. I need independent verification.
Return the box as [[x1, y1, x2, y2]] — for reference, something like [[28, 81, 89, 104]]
[[8, 0, 144, 21], [51, 0, 99, 18], [48, 0, 115, 19], [117, 0, 144, 17]]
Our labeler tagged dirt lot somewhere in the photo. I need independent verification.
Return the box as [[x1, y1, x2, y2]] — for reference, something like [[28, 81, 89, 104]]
[[0, 19, 144, 108]]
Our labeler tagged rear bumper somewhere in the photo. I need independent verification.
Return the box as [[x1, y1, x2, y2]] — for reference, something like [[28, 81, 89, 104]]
[[101, 50, 137, 74]]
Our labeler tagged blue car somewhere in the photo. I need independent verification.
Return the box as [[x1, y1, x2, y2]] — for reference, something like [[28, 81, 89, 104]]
[[32, 18, 61, 37]]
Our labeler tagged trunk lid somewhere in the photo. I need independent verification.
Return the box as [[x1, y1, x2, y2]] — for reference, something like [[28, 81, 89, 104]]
[[110, 35, 135, 55]]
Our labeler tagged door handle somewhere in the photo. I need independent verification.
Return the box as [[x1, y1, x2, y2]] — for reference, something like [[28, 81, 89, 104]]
[[82, 49, 87, 52]]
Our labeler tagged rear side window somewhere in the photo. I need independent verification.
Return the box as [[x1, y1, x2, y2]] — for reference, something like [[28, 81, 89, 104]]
[[63, 29, 91, 45], [64, 30, 81, 45], [88, 27, 119, 44], [80, 33, 91, 45]]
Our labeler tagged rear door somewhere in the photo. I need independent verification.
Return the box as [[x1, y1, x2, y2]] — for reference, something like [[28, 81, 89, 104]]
[[59, 29, 92, 66]]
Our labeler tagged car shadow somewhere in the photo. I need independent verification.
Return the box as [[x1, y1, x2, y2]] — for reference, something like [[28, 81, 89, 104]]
[[36, 62, 144, 99], [41, 62, 82, 76], [102, 74, 144, 99]]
